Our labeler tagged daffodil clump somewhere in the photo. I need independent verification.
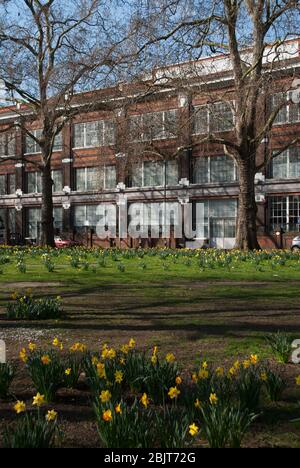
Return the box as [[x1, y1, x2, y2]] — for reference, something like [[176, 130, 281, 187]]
[[6, 337, 299, 448], [7, 292, 62, 321], [4, 393, 59, 448]]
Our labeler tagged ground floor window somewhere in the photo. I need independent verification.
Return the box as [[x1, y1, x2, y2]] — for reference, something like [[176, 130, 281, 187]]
[[26, 207, 63, 239], [193, 199, 237, 239], [74, 205, 101, 231], [269, 195, 300, 232]]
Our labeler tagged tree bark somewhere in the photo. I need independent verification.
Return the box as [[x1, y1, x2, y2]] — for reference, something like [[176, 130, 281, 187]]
[[40, 160, 55, 247], [235, 159, 261, 250]]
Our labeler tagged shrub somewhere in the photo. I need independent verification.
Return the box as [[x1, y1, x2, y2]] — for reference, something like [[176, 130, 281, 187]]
[[141, 353, 178, 404], [7, 294, 62, 320], [0, 363, 15, 399], [266, 332, 292, 364], [154, 406, 191, 448], [3, 411, 60, 448], [62, 354, 83, 389]]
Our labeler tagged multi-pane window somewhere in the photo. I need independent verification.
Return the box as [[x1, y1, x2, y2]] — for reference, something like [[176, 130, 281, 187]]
[[0, 132, 15, 157], [269, 148, 300, 179], [131, 160, 178, 187], [26, 208, 41, 239], [129, 110, 178, 142], [193, 199, 237, 239], [269, 196, 300, 232], [0, 175, 6, 195], [8, 209, 16, 234], [193, 155, 237, 184], [75, 166, 116, 191], [52, 170, 63, 192], [74, 205, 101, 229], [26, 172, 42, 193], [271, 92, 300, 125], [73, 120, 115, 148], [25, 130, 62, 154], [8, 174, 16, 194], [193, 102, 234, 134], [53, 207, 63, 232]]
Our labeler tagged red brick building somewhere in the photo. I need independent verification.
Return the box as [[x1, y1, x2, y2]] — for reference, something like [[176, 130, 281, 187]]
[[0, 40, 300, 249]]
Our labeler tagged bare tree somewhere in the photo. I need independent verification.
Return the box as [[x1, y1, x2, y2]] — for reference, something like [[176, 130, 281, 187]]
[[132, 0, 300, 250], [0, 0, 133, 246]]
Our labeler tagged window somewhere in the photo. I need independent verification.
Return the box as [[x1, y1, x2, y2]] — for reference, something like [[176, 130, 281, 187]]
[[269, 148, 300, 179], [193, 199, 237, 238], [269, 196, 300, 232], [25, 130, 62, 154], [131, 160, 178, 187], [193, 102, 234, 134], [26, 208, 41, 239], [53, 207, 63, 232], [8, 174, 16, 194], [193, 155, 237, 184], [75, 166, 116, 191], [52, 170, 63, 192], [74, 205, 101, 229], [105, 166, 117, 190], [0, 175, 6, 195], [271, 92, 300, 125], [26, 172, 42, 194], [129, 110, 178, 142], [0, 132, 15, 157], [73, 120, 115, 148], [8, 209, 16, 234]]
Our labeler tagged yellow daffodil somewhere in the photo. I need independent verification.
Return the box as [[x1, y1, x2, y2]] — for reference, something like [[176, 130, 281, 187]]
[[28, 343, 36, 352], [121, 344, 129, 354], [46, 410, 57, 422], [194, 399, 202, 409], [33, 393, 45, 407], [243, 360, 251, 369], [209, 393, 218, 405], [65, 368, 72, 376], [128, 338, 136, 349], [260, 372, 268, 382], [102, 409, 112, 422], [92, 356, 99, 366], [19, 348, 28, 363], [52, 337, 60, 347], [191, 373, 198, 383], [215, 367, 224, 377], [140, 393, 150, 408], [250, 354, 258, 365], [115, 403, 122, 414], [41, 355, 51, 366], [99, 390, 112, 403], [166, 353, 175, 363], [198, 369, 209, 380], [189, 423, 199, 437], [175, 376, 182, 385], [202, 361, 208, 369], [97, 362, 106, 379], [14, 400, 26, 414], [168, 386, 181, 400], [115, 370, 123, 384]]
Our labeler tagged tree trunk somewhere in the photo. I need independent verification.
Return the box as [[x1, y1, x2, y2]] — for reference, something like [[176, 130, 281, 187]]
[[40, 160, 55, 247], [235, 160, 261, 250]]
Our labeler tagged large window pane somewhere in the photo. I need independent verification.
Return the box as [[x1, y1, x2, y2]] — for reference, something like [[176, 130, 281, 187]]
[[210, 102, 234, 133], [52, 170, 63, 192], [105, 166, 116, 189], [193, 157, 209, 184], [27, 208, 41, 239], [193, 106, 209, 134], [0, 175, 6, 195], [166, 160, 178, 185], [210, 155, 235, 183], [73, 123, 85, 148]]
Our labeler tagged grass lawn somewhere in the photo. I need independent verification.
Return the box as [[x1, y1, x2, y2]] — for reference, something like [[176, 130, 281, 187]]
[[0, 247, 300, 447]]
